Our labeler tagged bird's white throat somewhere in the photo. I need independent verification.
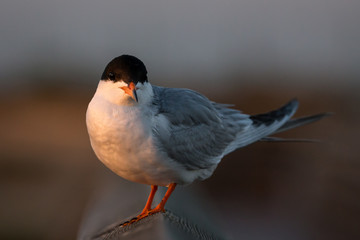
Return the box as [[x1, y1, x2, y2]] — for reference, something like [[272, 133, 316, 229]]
[[86, 80, 183, 186], [94, 80, 154, 106]]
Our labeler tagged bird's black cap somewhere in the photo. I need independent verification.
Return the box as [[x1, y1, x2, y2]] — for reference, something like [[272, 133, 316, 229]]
[[101, 55, 148, 84]]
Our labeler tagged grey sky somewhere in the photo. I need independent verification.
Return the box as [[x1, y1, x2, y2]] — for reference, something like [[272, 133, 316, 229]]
[[1, 0, 359, 88]]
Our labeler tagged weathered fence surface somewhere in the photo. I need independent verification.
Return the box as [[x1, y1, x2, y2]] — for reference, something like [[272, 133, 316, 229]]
[[77, 171, 227, 240]]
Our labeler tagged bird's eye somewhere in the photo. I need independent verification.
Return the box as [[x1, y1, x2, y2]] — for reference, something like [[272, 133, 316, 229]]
[[108, 72, 116, 80]]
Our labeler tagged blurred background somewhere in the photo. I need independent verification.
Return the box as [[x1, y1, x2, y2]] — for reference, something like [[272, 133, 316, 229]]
[[1, 0, 359, 239]]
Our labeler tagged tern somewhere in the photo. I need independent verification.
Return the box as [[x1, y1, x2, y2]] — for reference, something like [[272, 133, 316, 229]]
[[86, 55, 328, 224]]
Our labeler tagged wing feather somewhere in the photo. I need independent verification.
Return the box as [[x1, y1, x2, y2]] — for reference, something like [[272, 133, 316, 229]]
[[151, 86, 248, 170], [151, 87, 300, 171]]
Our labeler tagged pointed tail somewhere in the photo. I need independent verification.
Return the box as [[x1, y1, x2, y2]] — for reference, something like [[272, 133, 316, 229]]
[[259, 111, 333, 142], [274, 112, 333, 134]]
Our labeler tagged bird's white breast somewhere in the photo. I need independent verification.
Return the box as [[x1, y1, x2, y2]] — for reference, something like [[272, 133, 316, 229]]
[[86, 95, 182, 186]]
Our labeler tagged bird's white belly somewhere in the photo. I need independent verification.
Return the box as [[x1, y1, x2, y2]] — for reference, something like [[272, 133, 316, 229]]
[[86, 101, 182, 186]]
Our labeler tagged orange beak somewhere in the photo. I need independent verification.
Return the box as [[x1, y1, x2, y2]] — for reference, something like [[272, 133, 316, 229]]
[[120, 82, 138, 102]]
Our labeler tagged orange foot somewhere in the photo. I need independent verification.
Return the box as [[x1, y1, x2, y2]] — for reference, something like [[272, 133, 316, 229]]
[[122, 206, 165, 226], [121, 183, 176, 227]]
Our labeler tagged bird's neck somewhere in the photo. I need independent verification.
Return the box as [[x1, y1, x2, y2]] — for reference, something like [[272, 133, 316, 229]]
[[136, 82, 154, 106]]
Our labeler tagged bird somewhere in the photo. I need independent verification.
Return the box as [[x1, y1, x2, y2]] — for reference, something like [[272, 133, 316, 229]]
[[86, 54, 329, 224]]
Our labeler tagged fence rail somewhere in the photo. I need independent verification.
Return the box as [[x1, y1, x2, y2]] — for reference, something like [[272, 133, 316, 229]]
[[77, 172, 227, 240]]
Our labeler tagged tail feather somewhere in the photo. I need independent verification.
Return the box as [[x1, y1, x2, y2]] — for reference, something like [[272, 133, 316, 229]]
[[224, 99, 330, 155], [274, 112, 333, 134], [260, 137, 320, 143], [224, 99, 299, 154], [249, 99, 299, 127]]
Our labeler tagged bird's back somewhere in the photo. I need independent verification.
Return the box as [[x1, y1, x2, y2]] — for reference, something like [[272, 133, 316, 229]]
[[151, 87, 298, 173]]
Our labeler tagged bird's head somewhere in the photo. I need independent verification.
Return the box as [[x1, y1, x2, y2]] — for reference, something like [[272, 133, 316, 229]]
[[95, 55, 152, 105]]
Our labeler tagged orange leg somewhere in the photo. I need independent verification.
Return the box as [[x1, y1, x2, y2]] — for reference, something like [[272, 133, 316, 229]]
[[140, 185, 158, 215], [148, 183, 177, 214], [122, 183, 177, 226]]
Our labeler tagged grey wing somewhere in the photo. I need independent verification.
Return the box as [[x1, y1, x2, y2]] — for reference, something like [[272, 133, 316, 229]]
[[151, 86, 250, 170], [151, 86, 300, 170]]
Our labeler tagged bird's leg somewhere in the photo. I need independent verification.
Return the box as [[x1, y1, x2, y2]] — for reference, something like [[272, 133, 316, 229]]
[[122, 185, 158, 226], [122, 183, 176, 226], [139, 185, 158, 216], [149, 183, 177, 214]]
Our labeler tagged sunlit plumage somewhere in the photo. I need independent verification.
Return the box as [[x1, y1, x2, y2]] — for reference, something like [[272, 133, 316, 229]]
[[86, 55, 328, 224]]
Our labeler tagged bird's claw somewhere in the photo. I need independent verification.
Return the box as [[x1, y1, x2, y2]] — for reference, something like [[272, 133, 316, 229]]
[[121, 208, 164, 227]]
